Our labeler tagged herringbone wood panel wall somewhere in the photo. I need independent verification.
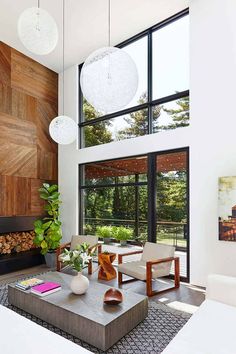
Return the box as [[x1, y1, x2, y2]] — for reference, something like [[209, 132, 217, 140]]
[[0, 41, 58, 216]]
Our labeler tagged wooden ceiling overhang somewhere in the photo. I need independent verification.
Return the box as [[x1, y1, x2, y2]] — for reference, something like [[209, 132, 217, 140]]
[[85, 152, 187, 180]]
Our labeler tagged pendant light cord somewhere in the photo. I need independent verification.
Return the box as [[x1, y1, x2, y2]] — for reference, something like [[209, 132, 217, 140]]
[[62, 0, 65, 116], [108, 0, 111, 46], [36, 0, 40, 31]]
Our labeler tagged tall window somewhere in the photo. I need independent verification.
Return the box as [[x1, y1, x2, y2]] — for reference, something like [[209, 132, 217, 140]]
[[79, 10, 189, 148]]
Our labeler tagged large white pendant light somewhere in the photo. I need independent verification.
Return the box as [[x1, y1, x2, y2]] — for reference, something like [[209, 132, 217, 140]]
[[49, 0, 77, 145], [17, 1, 58, 55], [80, 0, 138, 114]]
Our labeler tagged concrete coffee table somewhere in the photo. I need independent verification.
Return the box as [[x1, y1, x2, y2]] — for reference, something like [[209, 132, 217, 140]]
[[8, 272, 148, 351]]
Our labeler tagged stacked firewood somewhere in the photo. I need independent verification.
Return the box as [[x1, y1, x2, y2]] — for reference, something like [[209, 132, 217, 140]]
[[0, 231, 37, 254]]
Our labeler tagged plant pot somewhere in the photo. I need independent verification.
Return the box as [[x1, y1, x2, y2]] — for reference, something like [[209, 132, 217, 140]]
[[120, 240, 127, 247], [103, 237, 111, 244], [44, 251, 56, 268], [70, 272, 89, 295]]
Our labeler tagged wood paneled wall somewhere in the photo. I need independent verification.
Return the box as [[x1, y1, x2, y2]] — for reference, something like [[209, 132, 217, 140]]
[[0, 42, 58, 217]]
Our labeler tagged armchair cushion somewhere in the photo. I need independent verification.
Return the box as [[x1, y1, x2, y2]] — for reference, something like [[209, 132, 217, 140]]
[[70, 235, 98, 251], [118, 260, 171, 281], [141, 242, 175, 261], [141, 242, 175, 275]]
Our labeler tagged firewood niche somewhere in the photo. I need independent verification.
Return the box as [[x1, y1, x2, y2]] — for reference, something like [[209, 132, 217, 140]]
[[0, 231, 39, 254]]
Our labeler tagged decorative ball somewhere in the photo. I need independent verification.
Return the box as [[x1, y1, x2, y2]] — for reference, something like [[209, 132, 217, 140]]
[[80, 46, 138, 114], [103, 288, 123, 305], [18, 7, 58, 55], [49, 116, 77, 145]]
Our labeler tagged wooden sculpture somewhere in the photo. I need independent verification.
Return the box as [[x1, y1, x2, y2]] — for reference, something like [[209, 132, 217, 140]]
[[98, 252, 117, 281]]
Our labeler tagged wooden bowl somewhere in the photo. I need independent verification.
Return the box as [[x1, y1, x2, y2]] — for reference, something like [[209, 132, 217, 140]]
[[103, 288, 123, 305]]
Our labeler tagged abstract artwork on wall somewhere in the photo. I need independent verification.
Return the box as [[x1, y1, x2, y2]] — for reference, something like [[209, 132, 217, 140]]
[[219, 176, 236, 241]]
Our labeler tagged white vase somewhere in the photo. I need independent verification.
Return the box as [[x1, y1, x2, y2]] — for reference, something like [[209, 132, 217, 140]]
[[70, 272, 89, 295]]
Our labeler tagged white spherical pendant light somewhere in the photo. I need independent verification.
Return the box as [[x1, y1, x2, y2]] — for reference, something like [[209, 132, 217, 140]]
[[80, 46, 138, 113], [49, 116, 77, 145], [17, 7, 58, 55]]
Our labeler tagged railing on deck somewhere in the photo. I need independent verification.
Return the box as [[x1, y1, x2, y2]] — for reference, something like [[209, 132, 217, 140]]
[[84, 218, 187, 251]]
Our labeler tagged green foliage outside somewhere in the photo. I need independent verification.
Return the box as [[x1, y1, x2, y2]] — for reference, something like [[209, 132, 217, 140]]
[[161, 96, 189, 130], [113, 226, 133, 241], [157, 171, 187, 223], [84, 172, 186, 238], [96, 226, 113, 238], [96, 225, 133, 242], [83, 92, 189, 146], [83, 99, 112, 147], [33, 183, 62, 255]]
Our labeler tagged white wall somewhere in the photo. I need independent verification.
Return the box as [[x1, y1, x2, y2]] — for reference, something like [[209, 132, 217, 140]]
[[190, 0, 236, 285], [59, 0, 236, 286]]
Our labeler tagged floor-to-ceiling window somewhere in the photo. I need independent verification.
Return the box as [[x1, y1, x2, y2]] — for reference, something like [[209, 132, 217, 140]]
[[79, 148, 189, 281], [78, 9, 189, 148]]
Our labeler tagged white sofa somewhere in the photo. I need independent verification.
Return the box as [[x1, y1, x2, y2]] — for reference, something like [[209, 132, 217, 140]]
[[162, 274, 236, 354], [0, 304, 91, 354]]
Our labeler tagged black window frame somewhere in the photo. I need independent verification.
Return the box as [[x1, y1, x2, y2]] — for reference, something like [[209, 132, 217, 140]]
[[78, 8, 189, 148]]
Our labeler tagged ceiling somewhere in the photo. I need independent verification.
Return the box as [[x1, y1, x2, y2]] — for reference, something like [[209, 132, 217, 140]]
[[0, 0, 189, 73]]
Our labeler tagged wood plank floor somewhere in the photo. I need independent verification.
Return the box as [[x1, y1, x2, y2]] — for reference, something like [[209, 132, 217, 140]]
[[0, 264, 205, 314]]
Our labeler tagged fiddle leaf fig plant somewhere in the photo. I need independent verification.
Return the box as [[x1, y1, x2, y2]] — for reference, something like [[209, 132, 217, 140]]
[[33, 183, 62, 255]]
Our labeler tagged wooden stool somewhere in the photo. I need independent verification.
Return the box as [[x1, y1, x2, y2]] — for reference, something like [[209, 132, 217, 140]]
[[98, 252, 117, 281]]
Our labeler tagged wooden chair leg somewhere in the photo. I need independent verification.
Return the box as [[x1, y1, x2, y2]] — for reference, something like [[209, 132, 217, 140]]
[[146, 263, 153, 296], [88, 259, 92, 275], [174, 257, 180, 288], [97, 244, 102, 255], [118, 271, 122, 286]]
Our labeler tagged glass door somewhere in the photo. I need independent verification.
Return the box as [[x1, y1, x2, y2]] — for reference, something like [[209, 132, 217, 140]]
[[155, 149, 189, 281]]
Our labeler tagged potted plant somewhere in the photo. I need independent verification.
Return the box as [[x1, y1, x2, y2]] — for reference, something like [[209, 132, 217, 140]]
[[60, 243, 91, 294], [33, 183, 62, 268], [96, 225, 113, 244], [115, 226, 133, 246]]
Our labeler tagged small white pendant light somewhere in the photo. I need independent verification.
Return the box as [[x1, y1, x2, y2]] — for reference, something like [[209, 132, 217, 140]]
[[17, 0, 58, 55], [49, 0, 77, 145], [80, 0, 138, 114], [49, 115, 77, 145]]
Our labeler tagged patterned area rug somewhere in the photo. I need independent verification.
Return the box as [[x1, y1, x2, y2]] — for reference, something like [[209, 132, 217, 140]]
[[0, 276, 191, 354]]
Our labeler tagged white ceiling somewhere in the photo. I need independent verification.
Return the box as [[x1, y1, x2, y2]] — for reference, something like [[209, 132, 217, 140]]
[[0, 0, 189, 73]]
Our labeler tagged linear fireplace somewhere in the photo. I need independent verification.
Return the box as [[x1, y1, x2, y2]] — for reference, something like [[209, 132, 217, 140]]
[[0, 216, 45, 275]]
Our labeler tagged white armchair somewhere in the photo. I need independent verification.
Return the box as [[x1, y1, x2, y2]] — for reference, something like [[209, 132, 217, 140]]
[[56, 235, 101, 274], [118, 242, 180, 296]]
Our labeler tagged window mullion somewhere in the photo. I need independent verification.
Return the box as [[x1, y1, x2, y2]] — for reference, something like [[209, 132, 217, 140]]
[[147, 30, 153, 134]]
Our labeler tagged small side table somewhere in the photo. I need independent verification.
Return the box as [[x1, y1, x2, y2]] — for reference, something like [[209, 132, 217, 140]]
[[98, 252, 117, 281]]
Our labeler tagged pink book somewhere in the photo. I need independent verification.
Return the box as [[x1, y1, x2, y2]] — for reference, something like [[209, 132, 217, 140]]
[[31, 282, 61, 295]]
